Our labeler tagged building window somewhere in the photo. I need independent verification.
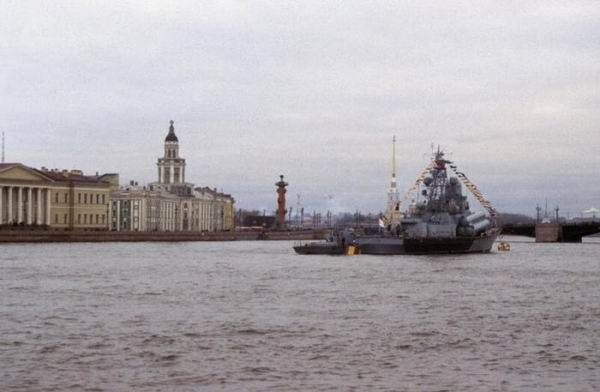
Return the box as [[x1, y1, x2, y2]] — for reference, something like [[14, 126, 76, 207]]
[[64, 214, 68, 224], [84, 215, 87, 224], [96, 214, 99, 224], [102, 195, 105, 204], [55, 214, 59, 224], [102, 215, 105, 224], [84, 194, 87, 204], [96, 194, 100, 204], [55, 193, 59, 203], [64, 193, 68, 203], [174, 168, 180, 183], [78, 193, 81, 204], [78, 214, 81, 224]]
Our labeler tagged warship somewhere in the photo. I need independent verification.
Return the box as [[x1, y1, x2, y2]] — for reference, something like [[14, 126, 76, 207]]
[[352, 145, 500, 254], [293, 142, 500, 255]]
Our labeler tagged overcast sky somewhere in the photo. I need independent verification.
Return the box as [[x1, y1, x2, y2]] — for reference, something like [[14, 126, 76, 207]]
[[2, 1, 599, 216]]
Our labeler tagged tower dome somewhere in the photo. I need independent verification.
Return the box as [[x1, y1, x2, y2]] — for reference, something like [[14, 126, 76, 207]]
[[165, 120, 178, 142], [157, 120, 186, 185]]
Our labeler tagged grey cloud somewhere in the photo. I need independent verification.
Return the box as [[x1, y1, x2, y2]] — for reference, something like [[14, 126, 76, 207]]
[[2, 0, 599, 216]]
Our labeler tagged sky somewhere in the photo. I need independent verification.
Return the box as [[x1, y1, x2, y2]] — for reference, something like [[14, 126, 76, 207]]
[[2, 0, 599, 216]]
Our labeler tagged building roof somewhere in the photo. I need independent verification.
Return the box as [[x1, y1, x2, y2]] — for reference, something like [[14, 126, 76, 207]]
[[0, 163, 19, 170], [1, 163, 111, 186], [165, 120, 178, 142], [34, 168, 112, 185], [0, 163, 56, 182], [195, 186, 234, 200]]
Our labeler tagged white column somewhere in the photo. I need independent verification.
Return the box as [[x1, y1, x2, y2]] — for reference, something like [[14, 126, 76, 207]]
[[169, 163, 174, 184], [158, 166, 163, 183], [17, 187, 23, 223], [0, 186, 3, 225], [116, 200, 120, 231], [106, 197, 111, 231], [172, 204, 176, 231], [7, 187, 13, 223], [27, 188, 32, 225], [36, 188, 42, 225], [45, 189, 51, 225], [129, 199, 134, 231]]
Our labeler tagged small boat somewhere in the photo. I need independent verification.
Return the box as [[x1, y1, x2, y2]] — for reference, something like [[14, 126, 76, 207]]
[[293, 241, 344, 255], [293, 230, 357, 255]]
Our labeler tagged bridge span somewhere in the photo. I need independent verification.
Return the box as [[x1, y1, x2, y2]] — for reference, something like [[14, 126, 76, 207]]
[[502, 222, 600, 243]]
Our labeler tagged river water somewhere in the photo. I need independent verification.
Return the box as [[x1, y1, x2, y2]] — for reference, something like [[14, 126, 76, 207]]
[[1, 237, 599, 391]]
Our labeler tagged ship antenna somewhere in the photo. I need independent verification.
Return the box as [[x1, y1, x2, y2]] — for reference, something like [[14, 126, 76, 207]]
[[391, 135, 397, 189], [1, 132, 4, 163], [388, 135, 399, 211], [392, 135, 396, 179]]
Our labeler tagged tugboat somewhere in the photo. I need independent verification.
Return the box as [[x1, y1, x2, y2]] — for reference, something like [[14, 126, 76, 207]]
[[293, 230, 352, 255], [352, 147, 500, 254]]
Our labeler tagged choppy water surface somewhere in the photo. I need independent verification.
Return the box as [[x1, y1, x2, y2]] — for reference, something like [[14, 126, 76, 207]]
[[1, 238, 600, 391]]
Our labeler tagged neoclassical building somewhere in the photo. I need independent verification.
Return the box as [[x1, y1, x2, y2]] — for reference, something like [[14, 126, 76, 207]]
[[111, 121, 234, 232], [111, 182, 179, 232], [0, 163, 116, 230], [0, 164, 52, 227]]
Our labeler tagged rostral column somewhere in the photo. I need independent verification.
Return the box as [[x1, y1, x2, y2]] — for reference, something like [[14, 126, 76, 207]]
[[275, 175, 288, 229]]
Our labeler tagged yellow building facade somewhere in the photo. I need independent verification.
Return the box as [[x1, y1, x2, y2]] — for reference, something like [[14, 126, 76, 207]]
[[0, 163, 115, 230]]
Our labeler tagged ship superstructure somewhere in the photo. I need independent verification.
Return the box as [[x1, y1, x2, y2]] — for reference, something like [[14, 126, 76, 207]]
[[400, 147, 496, 243], [354, 146, 500, 254]]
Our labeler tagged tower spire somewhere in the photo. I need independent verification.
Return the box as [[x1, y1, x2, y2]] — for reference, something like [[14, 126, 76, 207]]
[[158, 120, 185, 185], [387, 135, 399, 211], [392, 135, 396, 180], [165, 120, 178, 142]]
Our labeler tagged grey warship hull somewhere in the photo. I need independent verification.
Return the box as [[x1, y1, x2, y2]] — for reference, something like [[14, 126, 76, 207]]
[[353, 229, 500, 255], [402, 230, 499, 254]]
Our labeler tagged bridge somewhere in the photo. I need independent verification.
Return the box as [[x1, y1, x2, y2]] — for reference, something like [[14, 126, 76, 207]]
[[501, 222, 600, 243]]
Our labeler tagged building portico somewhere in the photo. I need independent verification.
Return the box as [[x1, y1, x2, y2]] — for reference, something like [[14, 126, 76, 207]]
[[1, 163, 115, 230], [0, 184, 52, 226]]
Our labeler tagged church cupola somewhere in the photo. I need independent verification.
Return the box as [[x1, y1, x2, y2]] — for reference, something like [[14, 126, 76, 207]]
[[165, 120, 179, 142], [164, 120, 179, 159], [157, 120, 186, 185]]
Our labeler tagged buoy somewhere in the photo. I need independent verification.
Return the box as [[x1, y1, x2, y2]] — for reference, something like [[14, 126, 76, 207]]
[[347, 245, 357, 255], [497, 241, 510, 251]]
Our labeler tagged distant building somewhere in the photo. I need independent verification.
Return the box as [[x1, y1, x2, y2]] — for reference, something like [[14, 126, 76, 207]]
[[0, 163, 115, 230], [111, 121, 235, 232], [242, 215, 276, 228], [110, 182, 179, 231]]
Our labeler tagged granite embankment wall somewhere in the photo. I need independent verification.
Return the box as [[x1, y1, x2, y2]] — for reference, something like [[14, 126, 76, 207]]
[[0, 230, 328, 243]]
